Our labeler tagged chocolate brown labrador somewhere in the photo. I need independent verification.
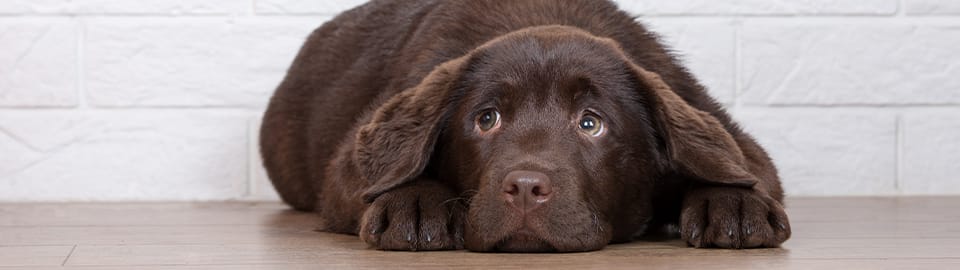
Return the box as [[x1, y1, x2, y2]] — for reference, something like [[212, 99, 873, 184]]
[[260, 0, 790, 252]]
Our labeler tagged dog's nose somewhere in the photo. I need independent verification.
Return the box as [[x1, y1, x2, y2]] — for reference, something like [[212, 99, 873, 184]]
[[502, 170, 553, 212]]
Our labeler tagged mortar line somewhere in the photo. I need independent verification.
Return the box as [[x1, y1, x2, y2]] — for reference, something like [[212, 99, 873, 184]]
[[76, 17, 87, 109], [895, 114, 904, 194], [897, 0, 906, 17], [732, 18, 742, 111]]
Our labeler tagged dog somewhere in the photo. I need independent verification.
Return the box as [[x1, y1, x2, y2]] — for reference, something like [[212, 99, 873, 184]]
[[260, 0, 790, 252]]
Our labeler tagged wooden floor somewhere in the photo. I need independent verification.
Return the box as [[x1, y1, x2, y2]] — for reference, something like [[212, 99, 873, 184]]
[[1, 197, 959, 269]]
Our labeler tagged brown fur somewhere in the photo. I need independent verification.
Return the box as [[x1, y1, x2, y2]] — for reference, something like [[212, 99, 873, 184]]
[[260, 0, 790, 252]]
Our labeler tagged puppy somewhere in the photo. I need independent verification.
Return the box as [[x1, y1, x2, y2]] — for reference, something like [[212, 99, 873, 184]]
[[260, 0, 790, 252]]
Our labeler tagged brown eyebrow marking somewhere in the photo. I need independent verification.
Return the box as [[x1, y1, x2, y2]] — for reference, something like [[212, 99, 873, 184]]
[[571, 77, 598, 103]]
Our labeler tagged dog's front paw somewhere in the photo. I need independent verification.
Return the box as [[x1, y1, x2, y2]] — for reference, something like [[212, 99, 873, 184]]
[[359, 180, 464, 251], [680, 187, 790, 248]]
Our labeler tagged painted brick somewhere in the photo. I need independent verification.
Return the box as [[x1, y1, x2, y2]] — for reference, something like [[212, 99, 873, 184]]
[[0, 111, 249, 201], [613, 0, 897, 15], [740, 23, 960, 105], [84, 18, 321, 108], [253, 0, 898, 16], [901, 112, 960, 194], [735, 110, 897, 196], [644, 20, 735, 104], [0, 0, 958, 201], [0, 0, 72, 14], [255, 0, 367, 15], [906, 0, 960, 15], [0, 20, 78, 107], [0, 0, 247, 15]]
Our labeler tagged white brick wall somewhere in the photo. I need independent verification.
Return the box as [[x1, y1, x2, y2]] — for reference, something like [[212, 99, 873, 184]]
[[2, 0, 958, 201]]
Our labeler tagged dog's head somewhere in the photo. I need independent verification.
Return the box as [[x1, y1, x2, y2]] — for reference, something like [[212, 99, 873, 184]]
[[354, 26, 758, 252]]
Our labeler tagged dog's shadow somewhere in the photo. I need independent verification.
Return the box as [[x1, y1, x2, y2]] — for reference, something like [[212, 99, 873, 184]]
[[259, 208, 368, 250]]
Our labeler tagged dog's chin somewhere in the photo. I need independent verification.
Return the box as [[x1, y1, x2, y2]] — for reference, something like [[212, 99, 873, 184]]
[[464, 197, 614, 252], [493, 230, 556, 252]]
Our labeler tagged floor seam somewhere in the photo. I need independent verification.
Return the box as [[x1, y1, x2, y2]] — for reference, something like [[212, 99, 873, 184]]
[[61, 244, 77, 266]]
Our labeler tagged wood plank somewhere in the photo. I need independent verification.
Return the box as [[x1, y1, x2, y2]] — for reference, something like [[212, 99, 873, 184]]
[[5, 220, 959, 247], [787, 196, 960, 208], [61, 237, 960, 267], [4, 218, 958, 247], [0, 202, 312, 227], [0, 225, 323, 246], [787, 197, 960, 222], [0, 245, 74, 267], [2, 197, 960, 269], [790, 221, 960, 239], [20, 258, 960, 270]]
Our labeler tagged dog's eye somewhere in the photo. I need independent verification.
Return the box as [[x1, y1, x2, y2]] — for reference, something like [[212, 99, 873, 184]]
[[476, 109, 501, 132], [578, 114, 604, 137]]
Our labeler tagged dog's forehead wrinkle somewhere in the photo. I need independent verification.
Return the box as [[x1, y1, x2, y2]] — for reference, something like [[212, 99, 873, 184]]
[[513, 96, 567, 127], [481, 65, 613, 111], [482, 34, 619, 79]]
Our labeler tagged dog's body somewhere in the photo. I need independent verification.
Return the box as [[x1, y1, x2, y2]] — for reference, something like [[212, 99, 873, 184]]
[[261, 0, 790, 252]]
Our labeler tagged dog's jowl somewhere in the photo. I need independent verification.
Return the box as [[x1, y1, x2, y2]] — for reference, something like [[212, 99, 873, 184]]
[[260, 0, 790, 252]]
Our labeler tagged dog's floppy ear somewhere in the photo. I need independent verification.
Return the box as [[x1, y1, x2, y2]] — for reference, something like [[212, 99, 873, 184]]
[[353, 56, 470, 203], [630, 64, 758, 187]]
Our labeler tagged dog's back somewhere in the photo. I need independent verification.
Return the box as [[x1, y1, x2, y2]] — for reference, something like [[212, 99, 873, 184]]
[[260, 0, 443, 210]]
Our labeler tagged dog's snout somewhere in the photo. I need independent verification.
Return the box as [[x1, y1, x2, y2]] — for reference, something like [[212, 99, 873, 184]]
[[502, 170, 553, 212]]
